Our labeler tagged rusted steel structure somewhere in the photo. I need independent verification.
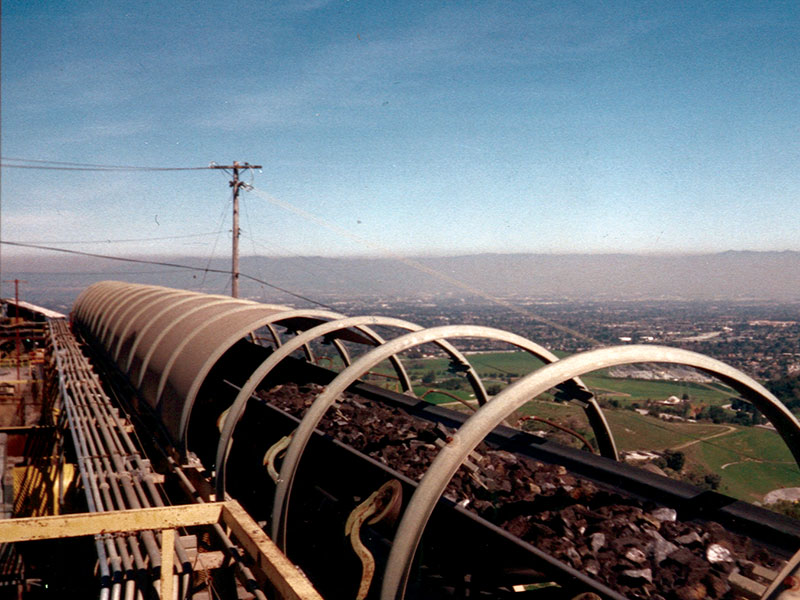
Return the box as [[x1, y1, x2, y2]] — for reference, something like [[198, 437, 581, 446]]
[[44, 317, 321, 600], [69, 282, 800, 600]]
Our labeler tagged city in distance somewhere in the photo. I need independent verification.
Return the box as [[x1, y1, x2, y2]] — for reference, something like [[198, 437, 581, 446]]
[[5, 250, 800, 311], [3, 250, 800, 508]]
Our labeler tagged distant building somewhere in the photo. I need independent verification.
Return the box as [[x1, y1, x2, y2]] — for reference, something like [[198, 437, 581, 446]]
[[623, 450, 660, 462], [659, 413, 686, 422], [659, 395, 683, 406]]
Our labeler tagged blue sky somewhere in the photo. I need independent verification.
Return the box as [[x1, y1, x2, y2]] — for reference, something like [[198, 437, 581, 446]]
[[2, 1, 799, 261]]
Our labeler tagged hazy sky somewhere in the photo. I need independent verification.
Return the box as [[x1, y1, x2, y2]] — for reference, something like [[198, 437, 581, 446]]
[[2, 1, 799, 261]]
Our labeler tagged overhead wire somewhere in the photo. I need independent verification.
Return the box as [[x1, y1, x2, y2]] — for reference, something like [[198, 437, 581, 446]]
[[237, 175, 372, 292], [238, 232, 359, 287], [7, 162, 791, 479], [247, 185, 601, 346], [0, 240, 332, 309], [254, 175, 799, 476], [5, 156, 594, 343], [0, 157, 212, 172], [242, 191, 258, 258], [0, 164, 211, 172], [17, 232, 223, 245], [239, 188, 309, 302], [197, 190, 234, 289], [10, 159, 794, 500]]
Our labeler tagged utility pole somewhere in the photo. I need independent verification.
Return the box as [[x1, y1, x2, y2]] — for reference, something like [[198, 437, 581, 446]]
[[210, 162, 261, 298], [2, 279, 27, 384]]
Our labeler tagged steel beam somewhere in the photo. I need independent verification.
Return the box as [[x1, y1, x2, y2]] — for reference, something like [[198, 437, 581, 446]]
[[0, 502, 224, 543], [222, 500, 323, 600]]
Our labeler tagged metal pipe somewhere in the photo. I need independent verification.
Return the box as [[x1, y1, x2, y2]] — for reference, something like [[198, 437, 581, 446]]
[[50, 319, 185, 599], [165, 456, 268, 600], [50, 323, 115, 597], [62, 350, 131, 591]]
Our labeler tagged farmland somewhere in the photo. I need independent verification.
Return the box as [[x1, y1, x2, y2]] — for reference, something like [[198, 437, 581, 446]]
[[360, 350, 800, 504], [392, 350, 738, 406]]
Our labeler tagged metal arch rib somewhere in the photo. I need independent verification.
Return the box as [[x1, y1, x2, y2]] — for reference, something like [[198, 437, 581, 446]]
[[381, 344, 800, 600], [173, 308, 356, 450], [71, 284, 101, 323], [330, 338, 352, 368], [265, 324, 283, 347], [114, 287, 244, 363], [113, 291, 207, 362], [153, 306, 341, 431], [270, 325, 616, 550], [132, 297, 243, 384], [213, 314, 493, 498], [97, 286, 168, 348], [82, 282, 134, 333], [131, 297, 288, 384], [212, 315, 412, 496], [94, 285, 165, 345], [102, 287, 189, 352], [109, 288, 194, 358], [79, 281, 133, 331], [72, 281, 112, 324]]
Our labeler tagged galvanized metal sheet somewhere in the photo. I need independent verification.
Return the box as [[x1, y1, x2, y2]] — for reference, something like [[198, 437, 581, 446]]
[[127, 296, 243, 383], [77, 281, 129, 331], [93, 283, 154, 339], [140, 301, 263, 414]]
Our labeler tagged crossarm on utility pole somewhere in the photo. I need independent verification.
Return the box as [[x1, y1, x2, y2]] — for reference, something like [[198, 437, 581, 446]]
[[210, 162, 262, 298]]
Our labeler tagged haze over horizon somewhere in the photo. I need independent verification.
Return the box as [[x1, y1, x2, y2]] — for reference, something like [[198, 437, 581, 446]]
[[2, 2, 799, 300], [5, 251, 800, 312]]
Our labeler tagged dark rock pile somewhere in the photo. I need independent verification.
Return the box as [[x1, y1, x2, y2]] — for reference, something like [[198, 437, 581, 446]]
[[258, 383, 782, 599]]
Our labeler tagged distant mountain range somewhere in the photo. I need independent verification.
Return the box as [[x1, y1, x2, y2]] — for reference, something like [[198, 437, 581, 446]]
[[4, 250, 800, 311]]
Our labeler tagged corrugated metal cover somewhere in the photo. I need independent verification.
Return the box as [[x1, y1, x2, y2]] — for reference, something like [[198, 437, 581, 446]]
[[72, 282, 341, 446]]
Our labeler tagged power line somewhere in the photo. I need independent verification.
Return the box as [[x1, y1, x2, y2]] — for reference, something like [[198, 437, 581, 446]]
[[4, 157, 592, 343], [247, 185, 601, 346], [0, 156, 214, 172], [0, 164, 211, 172], [3, 156, 264, 300], [0, 240, 331, 309], [210, 162, 262, 298], [198, 191, 234, 288], [15, 232, 224, 245]]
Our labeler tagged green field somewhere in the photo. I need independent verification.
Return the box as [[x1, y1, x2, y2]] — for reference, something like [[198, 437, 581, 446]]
[[394, 350, 738, 405], [683, 427, 800, 502], [508, 399, 799, 503], [512, 400, 724, 450], [336, 349, 799, 504], [581, 375, 735, 406]]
